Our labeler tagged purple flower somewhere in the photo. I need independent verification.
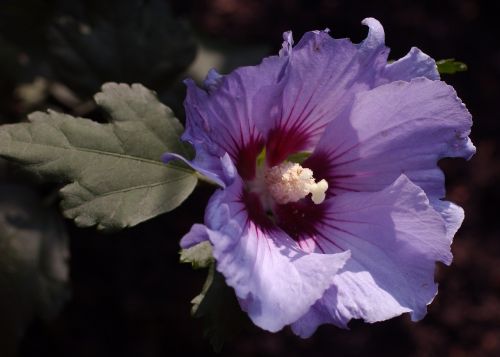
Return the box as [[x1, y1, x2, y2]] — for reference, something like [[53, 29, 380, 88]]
[[164, 18, 475, 336]]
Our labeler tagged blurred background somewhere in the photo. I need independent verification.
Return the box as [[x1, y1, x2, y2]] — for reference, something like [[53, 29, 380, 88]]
[[0, 0, 498, 356]]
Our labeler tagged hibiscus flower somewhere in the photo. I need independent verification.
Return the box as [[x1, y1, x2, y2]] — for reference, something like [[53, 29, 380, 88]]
[[164, 18, 475, 336]]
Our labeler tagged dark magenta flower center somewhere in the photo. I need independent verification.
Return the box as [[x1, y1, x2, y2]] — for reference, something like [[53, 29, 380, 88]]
[[240, 145, 329, 245]]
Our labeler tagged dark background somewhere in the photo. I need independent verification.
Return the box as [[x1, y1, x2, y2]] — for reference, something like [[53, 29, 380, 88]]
[[0, 0, 498, 356]]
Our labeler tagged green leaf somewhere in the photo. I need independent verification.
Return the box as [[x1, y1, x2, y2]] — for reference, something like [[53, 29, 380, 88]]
[[0, 83, 197, 231], [0, 185, 69, 357], [48, 0, 197, 97], [191, 263, 247, 352], [437, 58, 468, 74], [180, 241, 213, 269]]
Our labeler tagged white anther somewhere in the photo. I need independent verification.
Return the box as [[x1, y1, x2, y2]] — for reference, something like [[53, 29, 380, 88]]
[[264, 162, 328, 205]]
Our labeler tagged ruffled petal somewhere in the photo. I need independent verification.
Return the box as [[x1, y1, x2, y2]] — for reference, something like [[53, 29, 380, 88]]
[[203, 176, 350, 332], [180, 223, 210, 249], [279, 30, 294, 57], [377, 47, 440, 84], [203, 68, 224, 93], [292, 175, 451, 337], [305, 78, 475, 199], [261, 18, 389, 166], [430, 199, 464, 244], [182, 55, 288, 180]]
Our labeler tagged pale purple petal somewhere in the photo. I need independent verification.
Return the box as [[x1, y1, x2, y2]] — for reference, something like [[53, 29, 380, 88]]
[[261, 18, 390, 166], [182, 55, 288, 180], [203, 176, 351, 332], [279, 30, 294, 57], [292, 175, 451, 337], [162, 152, 236, 188], [162, 152, 227, 187], [378, 47, 440, 84], [305, 78, 475, 199], [430, 199, 464, 244], [203, 68, 224, 93], [180, 223, 210, 249], [358, 17, 386, 55]]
